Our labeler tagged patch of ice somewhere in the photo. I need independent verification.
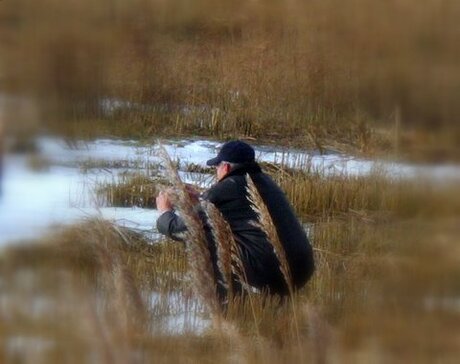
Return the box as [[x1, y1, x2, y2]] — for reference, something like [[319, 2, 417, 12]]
[[0, 154, 161, 246], [1, 136, 459, 246]]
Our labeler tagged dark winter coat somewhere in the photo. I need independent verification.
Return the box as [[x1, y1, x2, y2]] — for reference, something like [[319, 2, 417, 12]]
[[156, 162, 314, 295]]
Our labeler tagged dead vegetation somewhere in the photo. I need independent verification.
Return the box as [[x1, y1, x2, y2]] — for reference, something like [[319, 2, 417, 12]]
[[95, 174, 163, 208], [1, 148, 459, 362], [1, 0, 459, 159], [1, 1, 459, 359]]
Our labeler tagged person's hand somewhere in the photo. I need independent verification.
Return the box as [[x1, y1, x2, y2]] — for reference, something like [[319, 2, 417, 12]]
[[156, 190, 173, 213]]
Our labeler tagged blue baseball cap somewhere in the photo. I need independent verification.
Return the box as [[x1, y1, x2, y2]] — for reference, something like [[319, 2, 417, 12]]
[[206, 140, 255, 166]]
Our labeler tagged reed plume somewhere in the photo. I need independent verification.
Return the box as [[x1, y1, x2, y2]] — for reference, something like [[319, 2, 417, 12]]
[[203, 200, 265, 340], [246, 174, 305, 357], [156, 142, 222, 323], [203, 200, 252, 296], [204, 202, 254, 293], [245, 174, 293, 294], [203, 201, 234, 293]]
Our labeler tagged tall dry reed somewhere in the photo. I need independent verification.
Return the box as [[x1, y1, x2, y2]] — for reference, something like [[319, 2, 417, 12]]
[[156, 143, 223, 325], [202, 201, 234, 294], [245, 174, 306, 359], [245, 175, 293, 295]]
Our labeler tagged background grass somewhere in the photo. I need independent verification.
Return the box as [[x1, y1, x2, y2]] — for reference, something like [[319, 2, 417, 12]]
[[1, 0, 459, 159]]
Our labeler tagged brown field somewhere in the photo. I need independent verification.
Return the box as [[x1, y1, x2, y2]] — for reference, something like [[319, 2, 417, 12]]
[[1, 0, 459, 160], [1, 164, 459, 363], [1, 1, 459, 362]]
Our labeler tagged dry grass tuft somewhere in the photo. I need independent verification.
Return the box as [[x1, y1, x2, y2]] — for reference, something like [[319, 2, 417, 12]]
[[1, 146, 460, 362], [246, 174, 293, 294], [202, 201, 235, 294], [156, 143, 223, 325], [95, 173, 165, 208]]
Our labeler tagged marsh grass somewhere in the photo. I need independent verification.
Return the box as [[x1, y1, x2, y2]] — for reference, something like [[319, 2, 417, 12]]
[[2, 211, 458, 362], [246, 175, 293, 294], [267, 165, 460, 220], [95, 174, 165, 208], [182, 162, 215, 175], [2, 0, 460, 159], [202, 201, 235, 295], [1, 151, 460, 362], [156, 144, 224, 327], [93, 160, 214, 209], [77, 158, 158, 173]]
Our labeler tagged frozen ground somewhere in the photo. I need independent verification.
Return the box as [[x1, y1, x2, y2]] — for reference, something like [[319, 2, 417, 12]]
[[1, 136, 459, 246]]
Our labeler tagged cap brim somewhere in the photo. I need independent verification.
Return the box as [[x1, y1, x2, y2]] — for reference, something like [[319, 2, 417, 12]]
[[206, 157, 221, 166]]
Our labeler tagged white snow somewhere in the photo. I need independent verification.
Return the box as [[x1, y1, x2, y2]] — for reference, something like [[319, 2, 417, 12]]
[[0, 151, 161, 246], [148, 291, 211, 335], [1, 136, 459, 247]]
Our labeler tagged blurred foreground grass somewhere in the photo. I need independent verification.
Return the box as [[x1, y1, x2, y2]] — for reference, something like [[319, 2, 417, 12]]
[[1, 168, 459, 363]]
